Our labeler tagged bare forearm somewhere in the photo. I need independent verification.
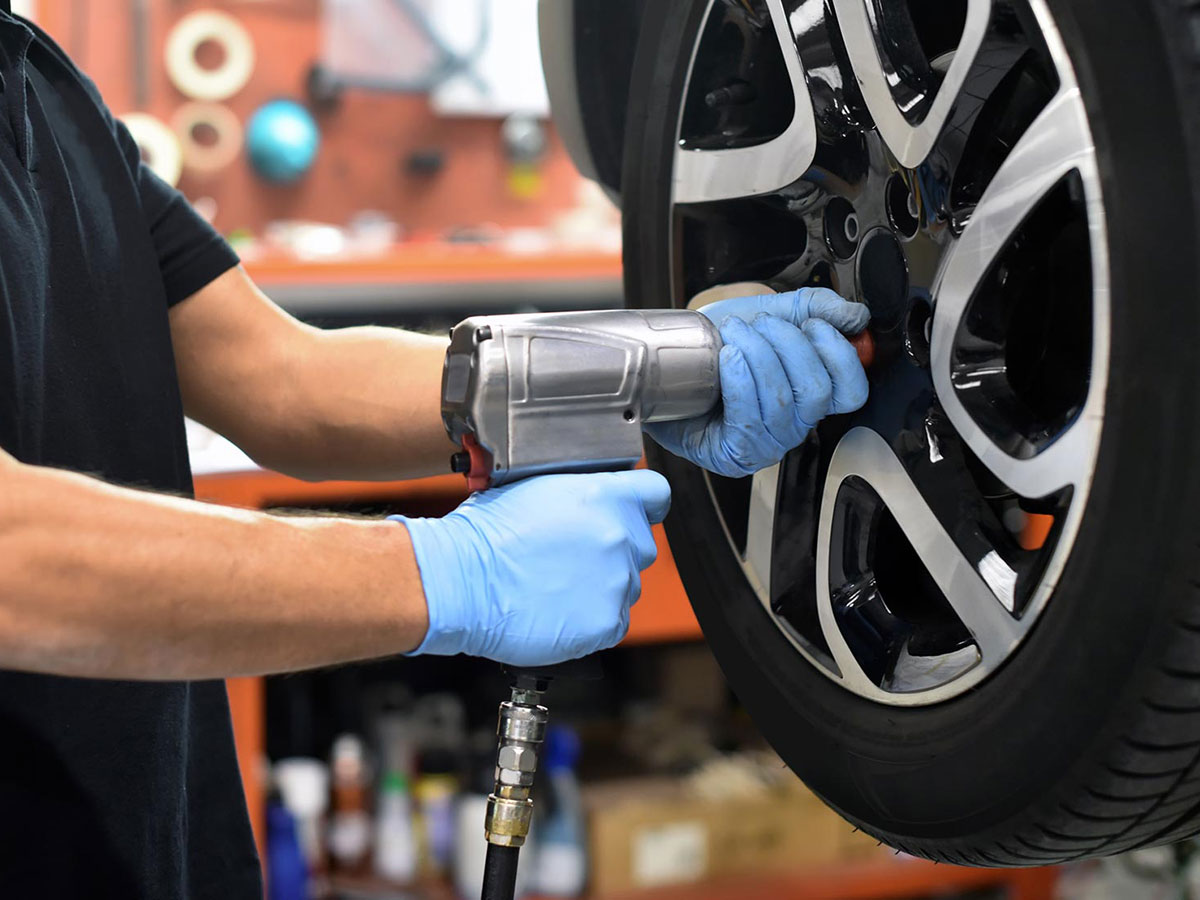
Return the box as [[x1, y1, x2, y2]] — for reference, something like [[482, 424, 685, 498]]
[[0, 456, 427, 680], [253, 324, 456, 481], [172, 267, 457, 483]]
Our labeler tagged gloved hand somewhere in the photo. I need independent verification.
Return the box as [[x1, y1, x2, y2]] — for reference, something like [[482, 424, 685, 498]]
[[391, 469, 671, 666], [645, 288, 870, 478]]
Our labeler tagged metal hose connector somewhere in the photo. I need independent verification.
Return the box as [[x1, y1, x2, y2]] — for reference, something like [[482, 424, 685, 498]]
[[484, 689, 548, 847]]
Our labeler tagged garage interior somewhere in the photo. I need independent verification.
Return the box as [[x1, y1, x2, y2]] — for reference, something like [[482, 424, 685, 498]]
[[8, 0, 1199, 899]]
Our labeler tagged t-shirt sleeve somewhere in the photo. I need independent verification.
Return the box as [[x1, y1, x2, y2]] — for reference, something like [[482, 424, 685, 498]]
[[110, 118, 242, 307]]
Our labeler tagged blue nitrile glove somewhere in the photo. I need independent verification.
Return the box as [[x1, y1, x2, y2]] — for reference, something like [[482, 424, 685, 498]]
[[645, 288, 871, 478], [390, 469, 671, 667]]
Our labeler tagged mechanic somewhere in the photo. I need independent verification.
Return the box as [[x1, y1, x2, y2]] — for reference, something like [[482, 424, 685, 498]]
[[0, 7, 870, 899]]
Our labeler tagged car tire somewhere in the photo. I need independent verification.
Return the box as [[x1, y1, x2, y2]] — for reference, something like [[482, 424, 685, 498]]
[[622, 0, 1200, 865]]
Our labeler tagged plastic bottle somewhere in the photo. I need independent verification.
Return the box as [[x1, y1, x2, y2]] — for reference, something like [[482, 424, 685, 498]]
[[415, 774, 458, 876], [273, 757, 329, 875], [532, 727, 587, 896], [267, 801, 309, 900], [411, 693, 467, 877], [327, 734, 372, 874], [374, 772, 419, 884]]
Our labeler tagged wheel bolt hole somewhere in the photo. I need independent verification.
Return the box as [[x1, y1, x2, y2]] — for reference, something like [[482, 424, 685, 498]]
[[886, 174, 920, 239], [824, 197, 860, 260]]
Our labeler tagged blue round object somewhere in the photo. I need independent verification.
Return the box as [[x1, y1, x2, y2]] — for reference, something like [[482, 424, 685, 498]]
[[246, 100, 319, 183]]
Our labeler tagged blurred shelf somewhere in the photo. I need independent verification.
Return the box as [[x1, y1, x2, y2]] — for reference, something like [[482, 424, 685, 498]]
[[243, 247, 624, 317], [244, 246, 622, 286]]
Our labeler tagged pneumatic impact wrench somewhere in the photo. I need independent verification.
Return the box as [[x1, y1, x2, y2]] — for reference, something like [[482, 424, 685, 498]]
[[439, 309, 872, 900], [442, 309, 724, 900]]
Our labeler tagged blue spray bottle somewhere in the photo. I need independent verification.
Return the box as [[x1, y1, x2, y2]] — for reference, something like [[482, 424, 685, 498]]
[[532, 726, 587, 896]]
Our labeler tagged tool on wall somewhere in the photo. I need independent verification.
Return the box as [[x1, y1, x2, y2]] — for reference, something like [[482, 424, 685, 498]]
[[500, 114, 546, 200], [246, 99, 320, 183], [122, 112, 184, 187], [165, 9, 255, 102], [172, 102, 243, 175]]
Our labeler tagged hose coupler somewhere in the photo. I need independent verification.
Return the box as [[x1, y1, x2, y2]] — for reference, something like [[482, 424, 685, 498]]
[[484, 687, 549, 847]]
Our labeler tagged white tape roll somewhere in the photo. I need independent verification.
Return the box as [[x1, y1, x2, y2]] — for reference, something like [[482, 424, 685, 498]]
[[172, 102, 243, 174], [165, 10, 255, 102], [122, 113, 183, 187]]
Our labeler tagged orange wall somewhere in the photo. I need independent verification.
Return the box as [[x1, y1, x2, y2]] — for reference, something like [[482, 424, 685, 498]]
[[35, 2, 586, 236]]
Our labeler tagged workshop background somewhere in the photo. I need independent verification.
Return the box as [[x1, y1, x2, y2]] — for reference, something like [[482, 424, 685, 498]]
[[13, 1, 1195, 898]]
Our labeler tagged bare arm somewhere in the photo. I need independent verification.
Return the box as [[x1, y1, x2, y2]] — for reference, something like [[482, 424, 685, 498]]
[[170, 266, 457, 482], [0, 450, 428, 680]]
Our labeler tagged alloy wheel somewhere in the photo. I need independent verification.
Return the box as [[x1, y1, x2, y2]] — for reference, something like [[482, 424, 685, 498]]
[[662, 0, 1109, 705]]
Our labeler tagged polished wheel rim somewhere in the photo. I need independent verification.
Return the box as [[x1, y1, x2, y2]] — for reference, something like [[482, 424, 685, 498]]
[[666, 0, 1109, 705]]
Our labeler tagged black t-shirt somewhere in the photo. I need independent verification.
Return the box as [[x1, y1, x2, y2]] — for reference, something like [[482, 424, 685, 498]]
[[0, 14, 261, 898]]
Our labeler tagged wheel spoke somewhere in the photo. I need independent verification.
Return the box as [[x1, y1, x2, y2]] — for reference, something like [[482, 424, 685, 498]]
[[831, 0, 991, 167], [673, 0, 817, 204], [743, 464, 779, 604], [930, 81, 1107, 498], [817, 429, 1024, 677]]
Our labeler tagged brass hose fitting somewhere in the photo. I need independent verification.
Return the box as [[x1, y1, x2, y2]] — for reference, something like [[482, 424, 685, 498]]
[[484, 687, 549, 847]]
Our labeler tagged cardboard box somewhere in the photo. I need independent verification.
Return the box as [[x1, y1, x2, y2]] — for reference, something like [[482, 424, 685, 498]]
[[583, 776, 865, 895]]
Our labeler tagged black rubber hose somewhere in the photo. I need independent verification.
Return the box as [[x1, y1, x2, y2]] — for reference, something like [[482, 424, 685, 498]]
[[480, 843, 521, 900]]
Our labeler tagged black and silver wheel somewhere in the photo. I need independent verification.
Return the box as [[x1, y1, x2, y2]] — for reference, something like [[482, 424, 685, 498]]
[[622, 0, 1200, 865]]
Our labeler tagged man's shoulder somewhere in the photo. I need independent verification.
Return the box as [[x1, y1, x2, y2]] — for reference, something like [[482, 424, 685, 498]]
[[20, 16, 107, 111]]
